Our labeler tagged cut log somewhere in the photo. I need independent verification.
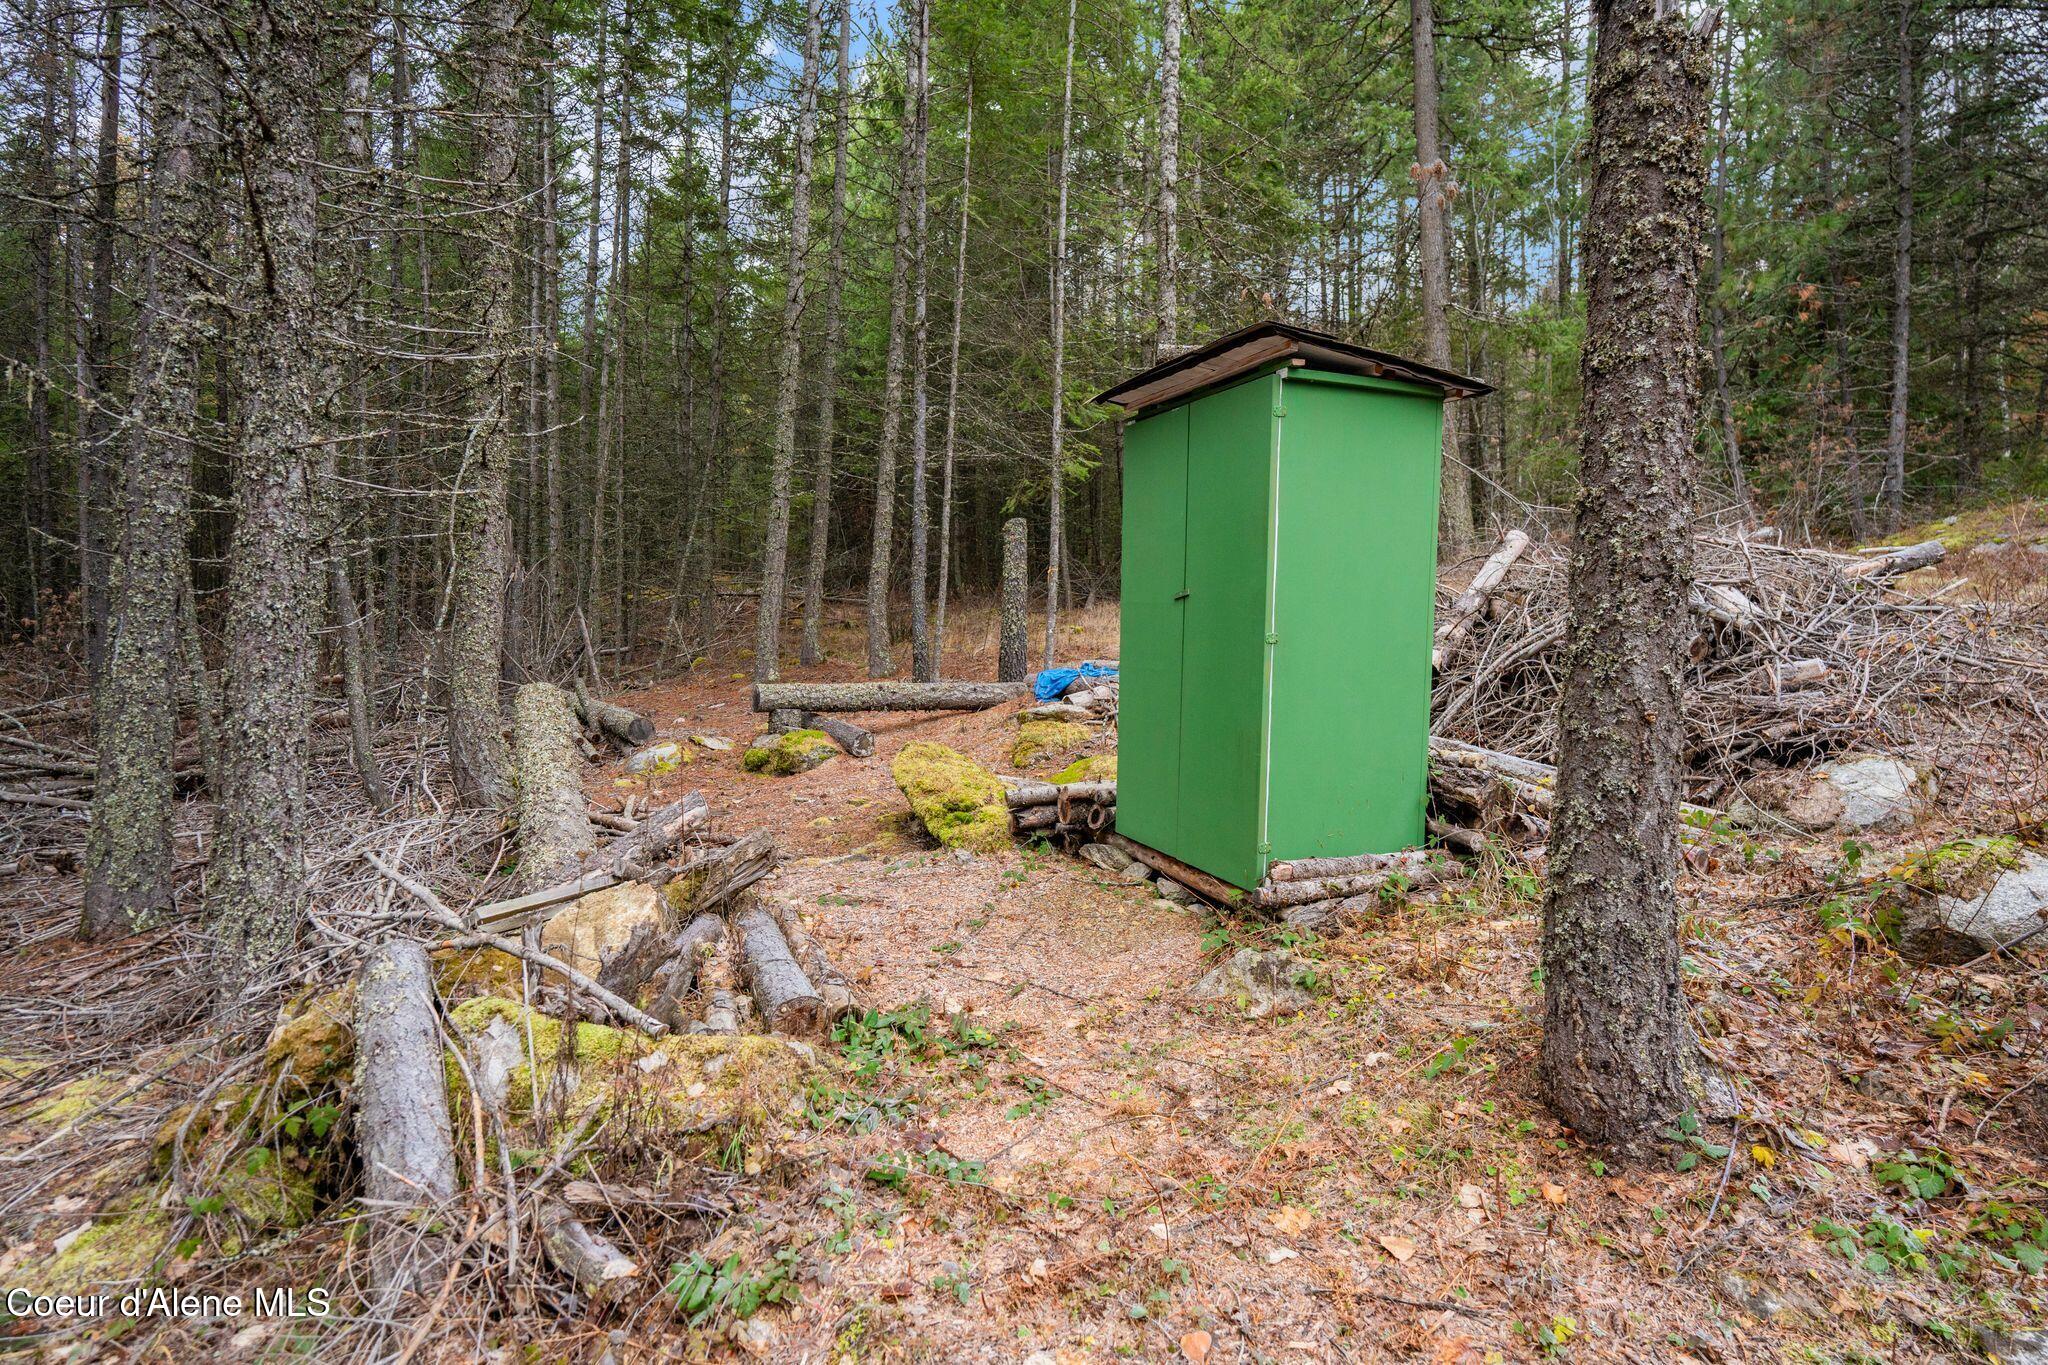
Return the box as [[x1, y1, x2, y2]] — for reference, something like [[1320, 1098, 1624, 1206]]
[[572, 678, 656, 748], [1688, 583, 1760, 628], [799, 711, 876, 757], [1266, 848, 1435, 883], [354, 938, 459, 1304], [1014, 805, 1058, 831], [1842, 539, 1945, 580], [733, 896, 825, 1038], [1003, 778, 1061, 808], [769, 707, 805, 731], [538, 1200, 640, 1304], [769, 900, 860, 1024], [696, 989, 740, 1035], [1747, 657, 1830, 689], [1105, 833, 1245, 904], [1252, 864, 1443, 911], [1433, 529, 1530, 669], [750, 680, 1027, 714], [646, 913, 729, 1028], [514, 683, 599, 893]]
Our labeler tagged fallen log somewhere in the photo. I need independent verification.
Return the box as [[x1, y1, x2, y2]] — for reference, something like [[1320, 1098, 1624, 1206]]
[[514, 683, 598, 893], [1266, 848, 1435, 883], [1842, 539, 1945, 580], [750, 680, 1026, 714], [1105, 833, 1245, 904], [647, 913, 728, 1028], [474, 793, 711, 932], [1014, 805, 1058, 831], [1003, 778, 1061, 808], [667, 829, 778, 914], [572, 679, 656, 748], [1252, 864, 1444, 911], [696, 989, 741, 1035], [798, 711, 875, 758], [355, 938, 459, 1304], [538, 1200, 640, 1304], [1433, 529, 1530, 669], [769, 900, 860, 1024], [733, 896, 825, 1038]]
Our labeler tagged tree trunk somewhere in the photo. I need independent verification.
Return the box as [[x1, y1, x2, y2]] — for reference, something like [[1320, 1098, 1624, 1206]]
[[1411, 0, 1473, 552], [864, 19, 922, 679], [1881, 0, 1915, 531], [1706, 38, 1748, 513], [1155, 0, 1184, 360], [355, 938, 459, 1304], [1043, 0, 1077, 669], [445, 0, 524, 809], [514, 684, 597, 893], [1539, 0, 1714, 1153], [82, 2, 216, 940], [799, 0, 853, 668], [540, 52, 565, 627], [210, 0, 338, 994], [933, 82, 974, 671], [755, 0, 823, 682], [907, 0, 936, 683], [78, 1, 123, 686], [999, 517, 1028, 683]]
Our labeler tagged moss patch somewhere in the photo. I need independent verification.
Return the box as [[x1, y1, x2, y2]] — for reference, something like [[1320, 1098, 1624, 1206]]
[[264, 985, 357, 1093], [1012, 720, 1091, 769], [14, 1194, 175, 1297], [446, 998, 821, 1155], [432, 945, 526, 996], [1051, 754, 1117, 784], [891, 743, 1012, 853], [742, 729, 837, 776], [1895, 835, 2023, 900]]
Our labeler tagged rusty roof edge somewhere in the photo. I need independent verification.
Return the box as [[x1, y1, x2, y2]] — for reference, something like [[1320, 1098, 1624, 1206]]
[[1092, 319, 1494, 410]]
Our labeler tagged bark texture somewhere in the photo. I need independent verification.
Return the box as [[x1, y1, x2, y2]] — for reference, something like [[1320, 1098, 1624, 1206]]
[[751, 680, 1025, 713], [1539, 0, 1713, 1152], [799, 0, 854, 667], [355, 938, 459, 1301], [82, 2, 216, 939], [734, 897, 825, 1038], [999, 517, 1028, 683], [210, 0, 345, 992], [864, 28, 921, 678], [514, 684, 597, 893], [1411, 0, 1473, 550], [444, 0, 523, 808]]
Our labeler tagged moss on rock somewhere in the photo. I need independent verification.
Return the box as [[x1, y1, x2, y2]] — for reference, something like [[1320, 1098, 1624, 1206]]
[[1895, 835, 2023, 900], [1051, 754, 1117, 784], [263, 985, 357, 1093], [1012, 719, 1090, 768], [432, 945, 526, 996], [891, 743, 1012, 853], [445, 998, 822, 1155], [741, 728, 837, 776]]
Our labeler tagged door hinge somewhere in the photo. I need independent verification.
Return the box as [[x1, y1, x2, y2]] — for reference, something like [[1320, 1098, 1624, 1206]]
[[1271, 403, 1287, 418], [1174, 589, 1190, 602], [1264, 632, 1279, 645], [1256, 841, 1273, 855]]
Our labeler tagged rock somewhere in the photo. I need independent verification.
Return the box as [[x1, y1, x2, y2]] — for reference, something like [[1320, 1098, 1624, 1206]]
[[690, 734, 734, 752], [1979, 1327, 2048, 1364], [264, 986, 357, 1092], [741, 729, 836, 776], [1078, 842, 1134, 873], [892, 743, 1012, 854], [1012, 719, 1091, 768], [1154, 878, 1196, 906], [1717, 1272, 1800, 1321], [541, 882, 664, 979], [1189, 949, 1318, 1018], [627, 741, 688, 774], [1117, 863, 1155, 884], [1898, 844, 2048, 965], [1729, 754, 1934, 833], [1281, 901, 1339, 934]]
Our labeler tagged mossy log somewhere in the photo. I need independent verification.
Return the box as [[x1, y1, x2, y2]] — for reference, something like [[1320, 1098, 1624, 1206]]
[[733, 896, 825, 1038], [572, 678, 655, 748], [513, 683, 597, 893], [751, 680, 1026, 713], [354, 938, 459, 1302], [1840, 539, 1945, 580], [798, 710, 875, 757]]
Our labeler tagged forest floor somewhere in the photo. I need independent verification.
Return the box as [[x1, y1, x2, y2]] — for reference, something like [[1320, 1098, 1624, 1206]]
[[4, 541, 2048, 1362]]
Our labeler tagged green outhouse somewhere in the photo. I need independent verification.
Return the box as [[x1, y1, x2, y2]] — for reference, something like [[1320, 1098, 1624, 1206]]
[[1096, 322, 1490, 891]]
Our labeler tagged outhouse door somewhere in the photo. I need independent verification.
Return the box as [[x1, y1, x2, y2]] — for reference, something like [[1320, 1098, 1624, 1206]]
[[1118, 374, 1275, 890]]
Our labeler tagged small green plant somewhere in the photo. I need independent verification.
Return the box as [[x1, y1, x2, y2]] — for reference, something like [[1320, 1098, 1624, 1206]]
[[865, 1147, 986, 1189], [932, 1263, 975, 1306], [834, 1003, 932, 1077], [1005, 1074, 1054, 1120], [1659, 1113, 1730, 1173], [666, 1248, 801, 1324], [1423, 1036, 1474, 1080], [1814, 1216, 1932, 1276], [1874, 1148, 1962, 1201]]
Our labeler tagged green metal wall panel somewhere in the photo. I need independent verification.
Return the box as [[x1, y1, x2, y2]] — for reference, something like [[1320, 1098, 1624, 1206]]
[[1173, 375, 1277, 890], [1265, 373, 1442, 858], [1113, 401, 1189, 856]]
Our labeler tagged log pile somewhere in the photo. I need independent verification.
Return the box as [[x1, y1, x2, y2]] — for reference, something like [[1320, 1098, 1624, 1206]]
[[1002, 775, 1117, 850], [1431, 527, 2048, 799]]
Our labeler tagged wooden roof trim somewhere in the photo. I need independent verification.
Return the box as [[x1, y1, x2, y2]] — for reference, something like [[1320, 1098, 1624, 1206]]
[[1095, 320, 1493, 413]]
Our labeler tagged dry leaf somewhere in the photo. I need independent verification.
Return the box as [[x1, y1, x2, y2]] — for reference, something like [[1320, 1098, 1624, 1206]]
[[1541, 1182, 1568, 1205], [1377, 1232, 1417, 1262], [1270, 1205, 1315, 1236], [1457, 1184, 1485, 1209], [1266, 1247, 1300, 1264], [1180, 1331, 1212, 1363]]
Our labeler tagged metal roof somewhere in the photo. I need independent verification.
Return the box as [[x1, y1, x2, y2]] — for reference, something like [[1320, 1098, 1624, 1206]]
[[1093, 320, 1493, 415]]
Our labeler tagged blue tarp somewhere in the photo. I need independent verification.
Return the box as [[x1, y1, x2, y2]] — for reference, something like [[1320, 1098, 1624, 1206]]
[[1033, 661, 1117, 702]]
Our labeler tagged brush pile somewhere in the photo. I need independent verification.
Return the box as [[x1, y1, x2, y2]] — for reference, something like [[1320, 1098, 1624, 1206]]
[[1430, 529, 2048, 800]]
